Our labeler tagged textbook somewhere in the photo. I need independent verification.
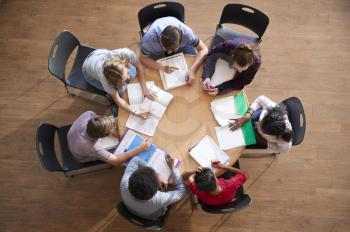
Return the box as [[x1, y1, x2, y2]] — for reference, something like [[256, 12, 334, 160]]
[[211, 93, 256, 150], [210, 58, 236, 87], [126, 82, 174, 136], [114, 129, 180, 181], [157, 53, 188, 90], [189, 135, 230, 168]]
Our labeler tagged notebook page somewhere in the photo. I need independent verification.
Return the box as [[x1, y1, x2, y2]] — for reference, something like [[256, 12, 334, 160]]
[[141, 98, 166, 119], [148, 149, 180, 182], [113, 130, 137, 156], [158, 53, 188, 90], [97, 135, 119, 150], [210, 58, 236, 87], [211, 96, 240, 126], [150, 85, 174, 107], [127, 81, 155, 105], [215, 125, 245, 150]]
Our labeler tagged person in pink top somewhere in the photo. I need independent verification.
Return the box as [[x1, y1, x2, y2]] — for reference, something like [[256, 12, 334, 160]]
[[182, 161, 248, 206]]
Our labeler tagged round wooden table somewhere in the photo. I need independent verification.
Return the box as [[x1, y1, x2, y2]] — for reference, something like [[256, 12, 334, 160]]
[[118, 55, 247, 175]]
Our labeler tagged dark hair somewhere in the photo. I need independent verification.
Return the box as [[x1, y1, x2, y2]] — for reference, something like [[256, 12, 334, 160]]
[[261, 104, 290, 137], [194, 168, 217, 192], [128, 167, 159, 200], [86, 116, 115, 139], [161, 26, 180, 51], [281, 128, 293, 143], [229, 43, 255, 68]]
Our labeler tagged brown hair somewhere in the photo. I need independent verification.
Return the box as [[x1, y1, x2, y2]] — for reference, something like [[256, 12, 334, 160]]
[[103, 58, 128, 87], [229, 43, 256, 68], [86, 116, 116, 139], [161, 26, 181, 51]]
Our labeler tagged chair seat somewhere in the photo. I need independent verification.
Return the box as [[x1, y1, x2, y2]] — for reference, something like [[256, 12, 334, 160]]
[[200, 194, 252, 214], [211, 26, 260, 48]]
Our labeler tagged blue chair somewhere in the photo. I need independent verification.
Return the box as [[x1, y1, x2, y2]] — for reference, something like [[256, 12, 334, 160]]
[[48, 30, 112, 104], [210, 4, 269, 49], [36, 123, 111, 177], [138, 1, 185, 39]]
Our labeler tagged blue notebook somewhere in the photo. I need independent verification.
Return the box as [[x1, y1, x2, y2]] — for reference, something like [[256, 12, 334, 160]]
[[124, 134, 157, 165]]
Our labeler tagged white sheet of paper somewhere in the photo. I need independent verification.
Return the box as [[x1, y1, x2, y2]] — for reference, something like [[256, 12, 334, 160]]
[[126, 113, 159, 137], [215, 125, 245, 150], [210, 58, 236, 87], [150, 85, 174, 106], [141, 98, 166, 119], [158, 53, 188, 90], [113, 130, 137, 156], [189, 135, 229, 168], [127, 81, 155, 105], [211, 96, 240, 126], [97, 135, 119, 150]]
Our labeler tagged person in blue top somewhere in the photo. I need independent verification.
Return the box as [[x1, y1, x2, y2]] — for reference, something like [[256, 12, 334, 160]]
[[139, 16, 208, 85]]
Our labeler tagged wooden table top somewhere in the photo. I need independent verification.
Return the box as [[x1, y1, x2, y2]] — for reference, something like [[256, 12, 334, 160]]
[[118, 55, 247, 175]]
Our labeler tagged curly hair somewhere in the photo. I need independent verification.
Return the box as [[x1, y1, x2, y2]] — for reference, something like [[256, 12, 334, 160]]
[[261, 104, 291, 138], [128, 167, 159, 200], [194, 168, 217, 192]]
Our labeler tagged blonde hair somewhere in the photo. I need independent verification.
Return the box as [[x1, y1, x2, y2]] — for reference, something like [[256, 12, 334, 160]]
[[86, 116, 116, 139], [103, 57, 129, 87]]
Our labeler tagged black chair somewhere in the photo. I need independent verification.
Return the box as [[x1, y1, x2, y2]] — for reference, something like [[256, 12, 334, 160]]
[[244, 97, 306, 154], [36, 123, 111, 177], [48, 30, 111, 103], [191, 160, 252, 214], [210, 4, 269, 48], [138, 1, 185, 39], [116, 201, 170, 230]]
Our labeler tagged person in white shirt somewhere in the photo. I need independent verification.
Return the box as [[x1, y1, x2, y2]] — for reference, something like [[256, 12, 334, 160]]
[[82, 48, 157, 118], [229, 95, 293, 154]]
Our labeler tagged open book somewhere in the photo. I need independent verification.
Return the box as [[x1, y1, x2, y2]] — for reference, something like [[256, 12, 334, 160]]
[[210, 58, 236, 87], [189, 135, 230, 168], [157, 53, 188, 90], [114, 129, 180, 182], [126, 82, 174, 136], [211, 93, 256, 150]]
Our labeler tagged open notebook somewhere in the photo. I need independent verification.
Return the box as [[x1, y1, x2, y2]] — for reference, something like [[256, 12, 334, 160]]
[[210, 58, 236, 87], [157, 53, 188, 90], [126, 82, 174, 136], [189, 135, 230, 168], [211, 93, 256, 150], [114, 129, 180, 182]]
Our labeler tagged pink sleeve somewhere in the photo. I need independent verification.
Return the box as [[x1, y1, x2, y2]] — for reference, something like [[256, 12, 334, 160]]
[[189, 181, 198, 194], [227, 173, 247, 187]]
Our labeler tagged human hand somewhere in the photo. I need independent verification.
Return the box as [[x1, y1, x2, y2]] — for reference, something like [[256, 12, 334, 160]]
[[201, 77, 211, 90], [208, 87, 219, 96], [185, 70, 195, 85], [134, 111, 151, 119], [162, 65, 178, 73], [158, 174, 168, 191], [138, 138, 152, 152], [165, 153, 175, 170], [195, 166, 204, 174], [144, 88, 158, 101], [228, 116, 249, 131], [211, 160, 223, 169]]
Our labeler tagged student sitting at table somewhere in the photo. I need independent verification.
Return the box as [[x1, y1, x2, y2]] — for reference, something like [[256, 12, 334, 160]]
[[229, 95, 293, 154], [67, 111, 152, 165], [120, 155, 187, 220], [182, 161, 248, 206], [82, 47, 156, 118], [139, 16, 208, 85], [201, 38, 261, 96]]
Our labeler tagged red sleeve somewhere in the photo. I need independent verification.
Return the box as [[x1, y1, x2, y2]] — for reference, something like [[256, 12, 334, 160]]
[[226, 173, 247, 188], [189, 181, 198, 194]]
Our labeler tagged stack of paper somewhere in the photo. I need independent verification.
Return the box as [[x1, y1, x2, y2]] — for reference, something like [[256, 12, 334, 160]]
[[189, 135, 229, 168], [210, 58, 236, 87], [158, 53, 188, 90], [211, 93, 256, 150], [114, 130, 180, 181], [126, 82, 174, 136]]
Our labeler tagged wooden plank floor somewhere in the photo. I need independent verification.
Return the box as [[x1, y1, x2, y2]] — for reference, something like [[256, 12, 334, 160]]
[[1, 0, 349, 231]]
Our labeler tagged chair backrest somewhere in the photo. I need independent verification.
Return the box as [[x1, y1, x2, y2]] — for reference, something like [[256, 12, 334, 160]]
[[138, 1, 185, 37], [116, 201, 167, 230], [48, 30, 80, 84], [282, 97, 306, 146], [218, 4, 269, 40], [36, 123, 63, 172], [199, 194, 252, 214]]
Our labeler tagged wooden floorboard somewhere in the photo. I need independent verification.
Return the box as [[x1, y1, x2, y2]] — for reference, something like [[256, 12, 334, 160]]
[[0, 0, 350, 231]]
